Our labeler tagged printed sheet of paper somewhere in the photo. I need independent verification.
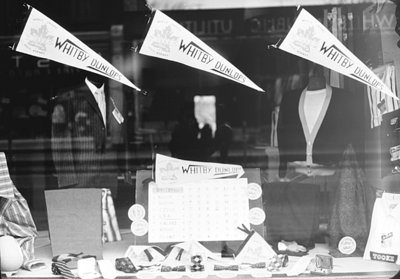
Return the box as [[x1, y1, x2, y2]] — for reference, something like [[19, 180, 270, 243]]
[[148, 178, 250, 243]]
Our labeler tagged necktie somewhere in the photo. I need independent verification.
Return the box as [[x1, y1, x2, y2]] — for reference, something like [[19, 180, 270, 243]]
[[115, 257, 138, 273], [51, 253, 96, 278], [213, 264, 239, 271], [161, 265, 186, 272], [96, 89, 106, 125], [51, 261, 77, 279]]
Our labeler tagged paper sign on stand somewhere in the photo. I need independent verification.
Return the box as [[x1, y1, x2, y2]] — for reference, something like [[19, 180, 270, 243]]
[[148, 178, 250, 243], [278, 8, 397, 100], [155, 153, 244, 184]]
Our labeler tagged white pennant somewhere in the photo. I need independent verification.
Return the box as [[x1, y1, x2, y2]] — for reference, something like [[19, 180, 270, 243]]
[[14, 6, 140, 91], [138, 10, 264, 92], [278, 8, 397, 100], [155, 154, 244, 184]]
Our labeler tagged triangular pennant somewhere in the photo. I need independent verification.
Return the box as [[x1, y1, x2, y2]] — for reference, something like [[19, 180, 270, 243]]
[[278, 8, 397, 100], [155, 153, 244, 184], [169, 241, 220, 263], [235, 230, 276, 264], [138, 10, 264, 92], [14, 5, 140, 91], [124, 245, 165, 265]]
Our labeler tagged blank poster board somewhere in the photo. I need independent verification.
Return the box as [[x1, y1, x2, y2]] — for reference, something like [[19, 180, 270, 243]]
[[133, 168, 265, 252], [45, 189, 103, 259]]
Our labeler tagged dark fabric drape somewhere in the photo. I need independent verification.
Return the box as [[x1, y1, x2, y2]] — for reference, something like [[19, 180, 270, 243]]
[[263, 181, 320, 249]]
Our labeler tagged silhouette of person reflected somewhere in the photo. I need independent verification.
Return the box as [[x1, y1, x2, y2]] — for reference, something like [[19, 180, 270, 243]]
[[169, 101, 215, 161]]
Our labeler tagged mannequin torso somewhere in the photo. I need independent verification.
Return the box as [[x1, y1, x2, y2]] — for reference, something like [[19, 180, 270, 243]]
[[51, 75, 115, 188], [304, 88, 327, 134], [291, 84, 335, 176], [277, 64, 354, 179]]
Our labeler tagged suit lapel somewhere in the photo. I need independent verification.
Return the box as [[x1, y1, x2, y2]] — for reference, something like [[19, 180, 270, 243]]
[[82, 88, 106, 128]]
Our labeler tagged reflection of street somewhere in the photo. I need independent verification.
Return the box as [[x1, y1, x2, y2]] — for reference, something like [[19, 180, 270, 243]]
[[130, 128, 159, 156], [4, 126, 270, 172], [7, 127, 270, 231]]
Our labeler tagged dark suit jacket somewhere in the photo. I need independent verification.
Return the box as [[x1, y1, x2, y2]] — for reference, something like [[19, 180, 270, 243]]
[[277, 85, 354, 178], [51, 83, 116, 188]]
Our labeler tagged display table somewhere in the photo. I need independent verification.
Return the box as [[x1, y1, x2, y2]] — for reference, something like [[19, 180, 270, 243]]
[[8, 230, 400, 279]]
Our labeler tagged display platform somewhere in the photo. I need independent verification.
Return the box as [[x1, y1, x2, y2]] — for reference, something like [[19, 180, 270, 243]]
[[7, 230, 400, 279]]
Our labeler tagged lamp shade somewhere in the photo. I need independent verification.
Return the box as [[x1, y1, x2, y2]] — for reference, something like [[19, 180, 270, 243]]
[[0, 235, 23, 272]]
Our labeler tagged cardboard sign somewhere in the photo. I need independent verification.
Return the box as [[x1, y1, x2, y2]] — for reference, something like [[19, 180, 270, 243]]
[[45, 189, 103, 259]]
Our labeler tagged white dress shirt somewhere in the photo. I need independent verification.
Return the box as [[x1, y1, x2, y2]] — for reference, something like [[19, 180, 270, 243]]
[[85, 78, 106, 125], [304, 88, 327, 133]]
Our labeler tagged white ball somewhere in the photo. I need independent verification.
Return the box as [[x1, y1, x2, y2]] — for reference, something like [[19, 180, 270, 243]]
[[0, 235, 24, 272]]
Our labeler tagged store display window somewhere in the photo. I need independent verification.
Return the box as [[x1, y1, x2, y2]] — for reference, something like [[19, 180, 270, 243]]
[[1, 1, 400, 278]]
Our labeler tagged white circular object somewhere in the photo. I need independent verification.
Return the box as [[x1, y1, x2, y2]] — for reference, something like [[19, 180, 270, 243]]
[[249, 207, 266, 225], [130, 219, 149, 236], [0, 235, 24, 272], [247, 183, 262, 200], [128, 204, 146, 221], [338, 236, 356, 255]]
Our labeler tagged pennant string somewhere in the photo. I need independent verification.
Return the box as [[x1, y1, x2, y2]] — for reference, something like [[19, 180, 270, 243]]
[[19, 3, 33, 23], [267, 38, 281, 50], [144, 2, 154, 21], [144, 249, 154, 262], [152, 246, 166, 256], [13, 3, 33, 50], [242, 224, 251, 234], [237, 224, 251, 234], [144, 0, 153, 11], [174, 248, 184, 261], [110, 97, 117, 109]]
